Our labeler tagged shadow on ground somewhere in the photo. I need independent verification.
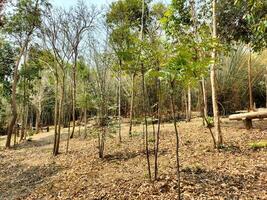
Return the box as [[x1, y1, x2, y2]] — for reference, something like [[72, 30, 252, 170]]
[[0, 160, 64, 199]]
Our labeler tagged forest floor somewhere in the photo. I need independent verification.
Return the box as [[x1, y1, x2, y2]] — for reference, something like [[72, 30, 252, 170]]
[[0, 117, 267, 200]]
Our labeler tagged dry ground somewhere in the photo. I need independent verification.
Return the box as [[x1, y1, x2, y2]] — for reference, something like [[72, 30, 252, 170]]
[[0, 118, 266, 200]]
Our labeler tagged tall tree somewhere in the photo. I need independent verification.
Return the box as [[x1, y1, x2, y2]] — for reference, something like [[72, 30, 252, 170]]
[[4, 0, 47, 148], [62, 1, 99, 139], [210, 0, 223, 147], [42, 7, 73, 155]]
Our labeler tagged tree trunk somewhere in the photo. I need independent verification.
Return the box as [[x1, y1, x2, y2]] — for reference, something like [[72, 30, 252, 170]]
[[35, 101, 41, 134], [211, 0, 223, 148], [70, 51, 78, 139], [170, 83, 181, 200], [66, 108, 71, 153], [248, 44, 253, 111], [53, 73, 59, 155], [78, 109, 82, 137], [154, 73, 161, 181], [184, 91, 188, 121], [187, 87, 191, 122], [20, 105, 28, 141], [54, 73, 65, 155], [202, 78, 208, 119], [265, 67, 267, 108], [84, 107, 87, 138], [129, 73, 135, 136], [20, 50, 28, 142], [6, 40, 29, 148], [142, 68, 152, 181], [118, 59, 122, 142]]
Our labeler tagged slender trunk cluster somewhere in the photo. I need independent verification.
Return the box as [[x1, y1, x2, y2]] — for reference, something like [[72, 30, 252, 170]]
[[6, 38, 30, 148]]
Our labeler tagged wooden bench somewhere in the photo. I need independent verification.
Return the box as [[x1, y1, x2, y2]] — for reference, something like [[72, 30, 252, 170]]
[[229, 109, 267, 129]]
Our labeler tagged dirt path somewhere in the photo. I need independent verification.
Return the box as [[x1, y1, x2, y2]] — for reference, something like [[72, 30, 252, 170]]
[[0, 118, 266, 199]]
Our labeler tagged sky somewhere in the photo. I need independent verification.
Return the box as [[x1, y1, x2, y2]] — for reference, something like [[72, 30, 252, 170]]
[[51, 0, 122, 8], [51, 0, 170, 8]]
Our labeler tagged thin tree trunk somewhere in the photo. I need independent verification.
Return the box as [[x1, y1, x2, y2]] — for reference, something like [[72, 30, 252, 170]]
[[118, 59, 122, 142], [140, 0, 151, 181], [211, 0, 222, 148], [170, 83, 181, 200], [202, 78, 208, 119], [154, 73, 161, 181], [84, 107, 87, 138], [55, 73, 65, 155], [129, 73, 135, 136], [66, 108, 71, 153], [142, 69, 152, 181], [187, 87, 191, 122], [70, 51, 78, 139], [53, 73, 59, 155], [78, 109, 82, 137], [36, 101, 41, 134], [21, 105, 28, 141], [248, 44, 253, 111], [20, 50, 27, 142], [13, 123, 17, 146], [184, 91, 188, 121], [265, 67, 267, 108]]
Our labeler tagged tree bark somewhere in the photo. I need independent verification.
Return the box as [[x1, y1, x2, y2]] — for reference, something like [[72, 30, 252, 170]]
[[35, 100, 41, 134], [211, 0, 223, 148], [20, 50, 28, 141], [118, 59, 122, 142], [129, 73, 135, 136], [184, 91, 188, 121], [248, 45, 253, 111], [154, 72, 161, 181], [53, 72, 59, 155], [84, 107, 87, 138], [170, 83, 181, 200], [187, 87, 191, 122], [265, 67, 267, 108], [70, 50, 78, 139], [6, 39, 29, 148], [202, 78, 208, 119], [54, 73, 65, 155], [66, 105, 71, 153]]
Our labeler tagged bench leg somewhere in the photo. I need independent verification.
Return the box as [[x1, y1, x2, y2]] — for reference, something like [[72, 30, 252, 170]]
[[243, 119, 252, 130]]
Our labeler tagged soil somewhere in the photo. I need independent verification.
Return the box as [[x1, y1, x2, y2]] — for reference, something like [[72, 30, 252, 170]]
[[0, 118, 266, 200]]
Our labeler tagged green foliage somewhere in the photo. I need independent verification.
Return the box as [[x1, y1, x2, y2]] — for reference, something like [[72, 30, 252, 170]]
[[249, 141, 267, 149], [217, 0, 267, 51], [0, 40, 15, 97], [4, 0, 49, 36]]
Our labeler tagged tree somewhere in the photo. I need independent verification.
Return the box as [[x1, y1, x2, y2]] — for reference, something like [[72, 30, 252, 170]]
[[42, 7, 73, 155], [217, 0, 267, 110], [210, 0, 223, 147], [4, 0, 48, 148], [62, 1, 99, 139], [0, 40, 15, 136], [106, 0, 145, 138]]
